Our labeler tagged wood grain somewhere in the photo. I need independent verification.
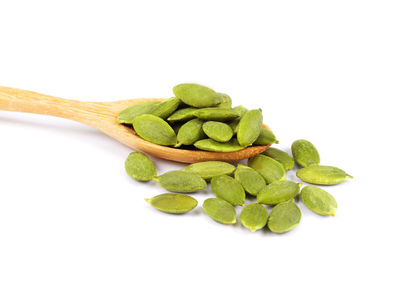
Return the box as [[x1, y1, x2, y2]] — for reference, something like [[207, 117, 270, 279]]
[[0, 86, 271, 163]]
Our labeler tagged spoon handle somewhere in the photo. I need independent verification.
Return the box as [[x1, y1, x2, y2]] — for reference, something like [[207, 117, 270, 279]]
[[0, 86, 116, 124]]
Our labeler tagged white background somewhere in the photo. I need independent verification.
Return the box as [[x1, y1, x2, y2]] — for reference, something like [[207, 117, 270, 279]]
[[1, 1, 399, 281]]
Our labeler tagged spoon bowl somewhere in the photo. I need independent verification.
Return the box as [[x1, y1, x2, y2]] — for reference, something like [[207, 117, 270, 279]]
[[0, 86, 271, 163]]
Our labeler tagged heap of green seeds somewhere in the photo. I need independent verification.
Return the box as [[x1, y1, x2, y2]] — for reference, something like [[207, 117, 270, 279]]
[[127, 139, 352, 234], [118, 83, 278, 151], [122, 84, 352, 234]]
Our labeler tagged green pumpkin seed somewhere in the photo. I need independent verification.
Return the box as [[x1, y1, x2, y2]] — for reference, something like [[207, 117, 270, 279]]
[[268, 200, 301, 233], [216, 93, 232, 109], [167, 107, 198, 122], [237, 109, 263, 147], [254, 128, 279, 145], [194, 138, 245, 152], [118, 101, 160, 124], [150, 97, 181, 119], [154, 171, 207, 193], [248, 155, 286, 184], [296, 165, 353, 185], [291, 139, 320, 167], [145, 193, 197, 214], [132, 114, 177, 146], [203, 198, 236, 224], [173, 83, 222, 107], [176, 118, 205, 146], [202, 121, 233, 142], [232, 105, 248, 118], [301, 186, 337, 216], [262, 148, 294, 171], [211, 175, 245, 206], [229, 106, 249, 134], [240, 203, 268, 232], [182, 161, 236, 181], [234, 164, 266, 196], [257, 180, 301, 205], [194, 108, 240, 122], [125, 152, 157, 181]]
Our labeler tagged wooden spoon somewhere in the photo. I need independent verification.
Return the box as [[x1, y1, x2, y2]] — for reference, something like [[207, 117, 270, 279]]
[[0, 86, 271, 163]]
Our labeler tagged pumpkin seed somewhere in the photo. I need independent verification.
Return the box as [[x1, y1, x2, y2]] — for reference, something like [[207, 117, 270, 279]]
[[151, 97, 181, 119], [257, 180, 301, 205], [202, 121, 233, 142], [176, 118, 205, 146], [296, 165, 353, 185], [173, 83, 222, 107], [229, 106, 249, 134], [211, 175, 245, 206], [291, 139, 320, 167], [237, 109, 263, 147], [125, 152, 157, 181], [167, 107, 198, 122], [194, 108, 240, 122], [232, 105, 248, 118], [216, 93, 232, 108], [234, 164, 266, 196], [254, 128, 278, 145], [248, 155, 286, 184], [262, 148, 294, 171], [154, 171, 207, 193], [301, 186, 337, 216], [203, 198, 236, 224], [194, 138, 245, 152], [145, 193, 197, 214], [118, 101, 160, 124], [132, 114, 177, 146], [182, 161, 236, 181], [267, 200, 301, 233], [240, 203, 268, 232]]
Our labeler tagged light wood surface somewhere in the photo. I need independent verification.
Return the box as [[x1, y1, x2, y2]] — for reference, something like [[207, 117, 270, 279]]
[[0, 86, 271, 163]]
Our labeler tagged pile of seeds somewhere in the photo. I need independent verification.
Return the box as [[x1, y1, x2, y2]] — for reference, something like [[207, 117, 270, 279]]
[[120, 83, 352, 233], [118, 83, 277, 151], [125, 139, 353, 233]]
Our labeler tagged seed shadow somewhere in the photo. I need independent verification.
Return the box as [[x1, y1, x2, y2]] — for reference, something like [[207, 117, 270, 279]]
[[245, 193, 257, 201], [192, 207, 204, 216], [261, 226, 270, 235]]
